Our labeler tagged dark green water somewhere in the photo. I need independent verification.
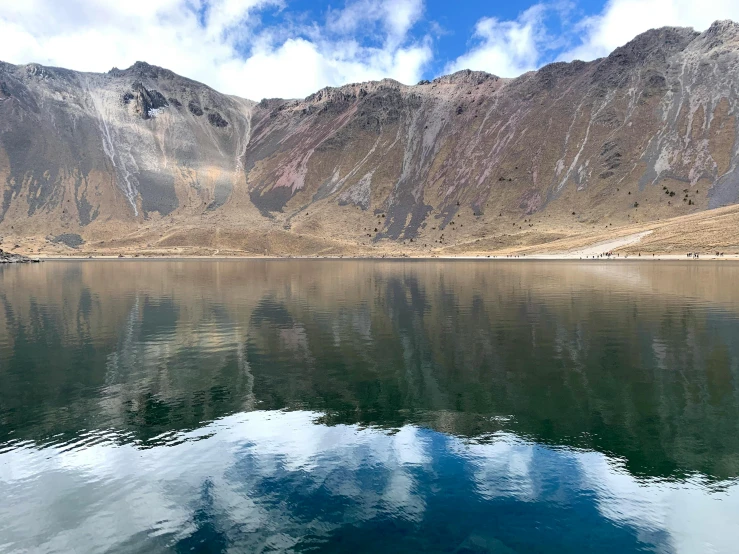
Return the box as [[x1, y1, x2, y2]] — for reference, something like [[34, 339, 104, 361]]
[[1, 260, 738, 553]]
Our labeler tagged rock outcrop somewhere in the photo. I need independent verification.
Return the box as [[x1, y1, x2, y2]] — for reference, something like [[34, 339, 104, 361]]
[[0, 248, 36, 263]]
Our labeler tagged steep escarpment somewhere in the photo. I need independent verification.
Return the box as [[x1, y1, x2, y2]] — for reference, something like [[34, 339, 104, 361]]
[[0, 61, 253, 232], [3, 21, 739, 256]]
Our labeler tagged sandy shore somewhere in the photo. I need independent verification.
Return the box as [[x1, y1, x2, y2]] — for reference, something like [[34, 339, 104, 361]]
[[33, 254, 739, 261], [16, 222, 739, 262]]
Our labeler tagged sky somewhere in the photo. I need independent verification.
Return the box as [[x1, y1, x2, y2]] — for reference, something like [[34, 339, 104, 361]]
[[1, 0, 739, 100]]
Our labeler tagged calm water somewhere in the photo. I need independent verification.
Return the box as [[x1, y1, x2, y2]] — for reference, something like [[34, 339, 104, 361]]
[[1, 261, 738, 553]]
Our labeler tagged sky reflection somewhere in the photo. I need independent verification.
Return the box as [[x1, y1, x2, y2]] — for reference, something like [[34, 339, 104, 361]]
[[2, 411, 737, 553]]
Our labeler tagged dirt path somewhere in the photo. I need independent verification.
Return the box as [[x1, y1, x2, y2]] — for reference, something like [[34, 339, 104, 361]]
[[569, 231, 653, 257]]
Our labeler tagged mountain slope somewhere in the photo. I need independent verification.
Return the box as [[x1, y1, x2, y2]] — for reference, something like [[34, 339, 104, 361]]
[[0, 61, 254, 242], [3, 21, 739, 256]]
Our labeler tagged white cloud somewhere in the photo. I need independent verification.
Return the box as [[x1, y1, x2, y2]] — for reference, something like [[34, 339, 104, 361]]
[[565, 0, 739, 61], [445, 4, 551, 77], [4, 0, 739, 102], [327, 0, 424, 47], [204, 0, 281, 40], [219, 34, 432, 99], [0, 0, 431, 100]]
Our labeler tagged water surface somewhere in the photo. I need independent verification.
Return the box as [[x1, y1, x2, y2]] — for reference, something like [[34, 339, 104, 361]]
[[1, 260, 738, 553]]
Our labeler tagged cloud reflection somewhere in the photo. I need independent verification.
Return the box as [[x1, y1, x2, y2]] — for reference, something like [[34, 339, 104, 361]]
[[1, 411, 737, 553]]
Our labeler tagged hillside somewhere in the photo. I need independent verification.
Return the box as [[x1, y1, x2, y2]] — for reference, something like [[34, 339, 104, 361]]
[[3, 21, 739, 257]]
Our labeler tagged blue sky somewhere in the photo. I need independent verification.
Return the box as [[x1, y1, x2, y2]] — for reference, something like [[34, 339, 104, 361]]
[[251, 0, 607, 77], [1, 0, 739, 99]]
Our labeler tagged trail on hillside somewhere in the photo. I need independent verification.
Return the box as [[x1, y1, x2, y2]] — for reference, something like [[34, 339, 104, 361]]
[[569, 231, 653, 257]]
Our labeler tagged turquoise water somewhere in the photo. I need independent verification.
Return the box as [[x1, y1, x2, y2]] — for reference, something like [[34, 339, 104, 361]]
[[1, 260, 738, 553]]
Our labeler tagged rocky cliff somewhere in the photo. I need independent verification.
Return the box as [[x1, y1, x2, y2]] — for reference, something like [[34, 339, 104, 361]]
[[3, 21, 739, 256]]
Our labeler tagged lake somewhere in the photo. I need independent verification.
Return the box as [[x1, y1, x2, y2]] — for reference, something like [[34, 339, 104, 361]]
[[1, 260, 738, 553]]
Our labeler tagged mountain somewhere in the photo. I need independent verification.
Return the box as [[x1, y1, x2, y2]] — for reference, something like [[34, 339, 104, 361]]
[[3, 21, 739, 257]]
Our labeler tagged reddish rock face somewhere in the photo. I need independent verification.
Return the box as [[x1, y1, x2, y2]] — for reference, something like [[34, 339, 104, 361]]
[[2, 22, 739, 248]]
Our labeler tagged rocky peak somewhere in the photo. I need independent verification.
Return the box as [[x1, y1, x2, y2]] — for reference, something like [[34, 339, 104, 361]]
[[25, 63, 51, 79], [304, 79, 403, 105], [432, 70, 497, 86], [530, 60, 588, 90], [16, 63, 78, 84], [589, 26, 698, 91], [305, 86, 354, 104], [704, 19, 739, 37], [109, 61, 177, 81], [692, 20, 739, 52], [608, 26, 699, 65], [257, 98, 287, 109]]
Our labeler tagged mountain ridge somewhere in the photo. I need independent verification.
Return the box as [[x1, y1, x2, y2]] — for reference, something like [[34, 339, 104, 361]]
[[3, 21, 739, 257]]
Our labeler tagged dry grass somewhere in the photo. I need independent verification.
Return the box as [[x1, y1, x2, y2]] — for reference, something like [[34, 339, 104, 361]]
[[4, 200, 739, 260]]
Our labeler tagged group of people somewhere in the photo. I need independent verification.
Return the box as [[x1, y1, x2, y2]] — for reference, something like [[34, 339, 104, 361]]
[[687, 252, 725, 258], [583, 251, 618, 259]]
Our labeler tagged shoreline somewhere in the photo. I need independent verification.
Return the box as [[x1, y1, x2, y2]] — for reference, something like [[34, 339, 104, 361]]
[[7, 209, 739, 263], [12, 230, 739, 262], [29, 253, 739, 262]]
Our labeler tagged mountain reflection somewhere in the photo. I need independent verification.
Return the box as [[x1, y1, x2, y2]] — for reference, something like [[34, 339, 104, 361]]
[[1, 260, 739, 552], [2, 261, 739, 479]]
